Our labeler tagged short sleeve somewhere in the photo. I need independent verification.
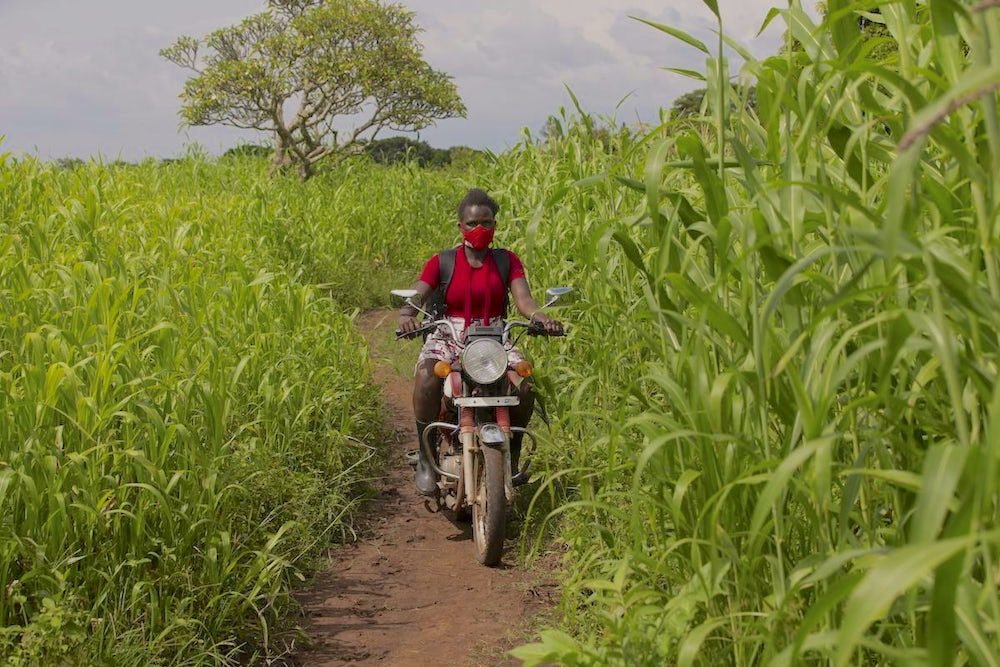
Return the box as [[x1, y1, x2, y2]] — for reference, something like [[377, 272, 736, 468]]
[[506, 250, 526, 283], [417, 254, 441, 289]]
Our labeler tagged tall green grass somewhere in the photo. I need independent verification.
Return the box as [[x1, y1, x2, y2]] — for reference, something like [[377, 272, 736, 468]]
[[0, 154, 466, 664], [4, 0, 998, 661], [488, 1, 1000, 664]]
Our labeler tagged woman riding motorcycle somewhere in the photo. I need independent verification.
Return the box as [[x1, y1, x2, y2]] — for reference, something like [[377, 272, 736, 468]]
[[398, 188, 563, 495]]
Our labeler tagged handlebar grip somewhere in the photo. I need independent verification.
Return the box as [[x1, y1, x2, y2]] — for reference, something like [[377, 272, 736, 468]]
[[396, 324, 436, 340], [527, 323, 566, 337], [395, 329, 420, 340]]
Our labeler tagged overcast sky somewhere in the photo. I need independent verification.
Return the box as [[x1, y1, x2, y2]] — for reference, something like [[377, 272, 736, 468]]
[[0, 1, 803, 162]]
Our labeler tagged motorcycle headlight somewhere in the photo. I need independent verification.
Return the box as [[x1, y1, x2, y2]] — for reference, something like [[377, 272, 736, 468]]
[[462, 338, 508, 384]]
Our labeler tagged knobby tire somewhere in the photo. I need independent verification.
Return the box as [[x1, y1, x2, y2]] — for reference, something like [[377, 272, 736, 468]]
[[473, 444, 506, 566]]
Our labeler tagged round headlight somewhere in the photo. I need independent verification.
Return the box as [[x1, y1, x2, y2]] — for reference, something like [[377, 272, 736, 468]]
[[462, 338, 508, 384]]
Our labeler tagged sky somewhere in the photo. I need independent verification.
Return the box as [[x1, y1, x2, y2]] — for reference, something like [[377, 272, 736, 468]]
[[0, 1, 805, 162]]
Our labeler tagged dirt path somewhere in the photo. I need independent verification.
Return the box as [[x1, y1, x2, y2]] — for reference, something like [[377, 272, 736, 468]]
[[293, 310, 557, 666]]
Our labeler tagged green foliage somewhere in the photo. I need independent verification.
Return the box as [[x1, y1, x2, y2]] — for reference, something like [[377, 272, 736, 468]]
[[363, 137, 487, 168], [668, 86, 758, 124], [53, 157, 86, 171], [160, 0, 465, 180], [465, 1, 1000, 664], [221, 143, 273, 159], [446, 145, 486, 169], [669, 88, 709, 119], [0, 154, 479, 663], [365, 136, 450, 167], [818, 3, 910, 64], [7, 1, 1000, 663], [539, 109, 633, 153]]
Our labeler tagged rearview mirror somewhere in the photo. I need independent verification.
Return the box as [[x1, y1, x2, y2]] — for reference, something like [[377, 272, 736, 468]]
[[390, 288, 432, 319], [390, 289, 420, 301], [543, 286, 573, 308]]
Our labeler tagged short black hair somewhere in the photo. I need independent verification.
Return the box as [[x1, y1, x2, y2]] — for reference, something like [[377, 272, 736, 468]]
[[458, 188, 499, 219]]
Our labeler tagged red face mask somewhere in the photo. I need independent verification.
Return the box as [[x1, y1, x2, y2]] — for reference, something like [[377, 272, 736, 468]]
[[462, 225, 495, 250]]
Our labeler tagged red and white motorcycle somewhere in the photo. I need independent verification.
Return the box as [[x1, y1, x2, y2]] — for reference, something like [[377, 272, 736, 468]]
[[393, 287, 570, 565]]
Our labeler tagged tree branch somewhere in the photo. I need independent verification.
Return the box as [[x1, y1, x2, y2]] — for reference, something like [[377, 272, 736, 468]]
[[162, 0, 465, 179]]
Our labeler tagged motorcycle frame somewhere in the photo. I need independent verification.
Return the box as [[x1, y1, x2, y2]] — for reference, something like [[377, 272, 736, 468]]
[[392, 286, 569, 564], [419, 372, 536, 510]]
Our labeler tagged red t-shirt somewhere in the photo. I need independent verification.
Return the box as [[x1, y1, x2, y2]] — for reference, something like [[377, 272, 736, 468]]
[[419, 248, 526, 324]]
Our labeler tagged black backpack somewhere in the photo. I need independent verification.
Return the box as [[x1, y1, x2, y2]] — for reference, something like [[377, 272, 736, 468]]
[[423, 247, 512, 333]]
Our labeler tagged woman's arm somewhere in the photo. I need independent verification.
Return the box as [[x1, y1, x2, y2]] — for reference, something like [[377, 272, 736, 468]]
[[509, 277, 563, 335], [398, 280, 434, 334]]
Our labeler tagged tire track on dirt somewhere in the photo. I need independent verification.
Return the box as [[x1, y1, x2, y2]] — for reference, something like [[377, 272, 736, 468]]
[[293, 310, 557, 666]]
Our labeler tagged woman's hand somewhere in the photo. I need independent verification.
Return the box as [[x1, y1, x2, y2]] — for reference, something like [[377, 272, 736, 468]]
[[398, 313, 421, 335], [530, 312, 564, 336], [541, 319, 564, 335], [396, 281, 432, 337]]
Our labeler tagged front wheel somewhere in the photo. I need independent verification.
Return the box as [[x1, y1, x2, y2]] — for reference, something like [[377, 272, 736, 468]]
[[472, 444, 506, 566]]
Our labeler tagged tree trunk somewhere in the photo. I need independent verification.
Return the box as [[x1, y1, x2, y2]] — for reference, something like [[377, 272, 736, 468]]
[[268, 132, 318, 180], [270, 133, 293, 177], [298, 159, 314, 181]]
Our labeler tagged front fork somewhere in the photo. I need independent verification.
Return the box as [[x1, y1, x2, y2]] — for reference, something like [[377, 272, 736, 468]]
[[459, 406, 514, 509], [420, 375, 537, 508]]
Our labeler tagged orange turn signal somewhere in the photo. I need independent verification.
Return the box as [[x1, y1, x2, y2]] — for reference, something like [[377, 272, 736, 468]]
[[514, 361, 533, 378], [433, 361, 452, 379]]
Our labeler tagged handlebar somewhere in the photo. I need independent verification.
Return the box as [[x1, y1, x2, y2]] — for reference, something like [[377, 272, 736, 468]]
[[395, 328, 424, 340], [396, 318, 566, 340], [395, 318, 460, 341], [505, 320, 567, 337]]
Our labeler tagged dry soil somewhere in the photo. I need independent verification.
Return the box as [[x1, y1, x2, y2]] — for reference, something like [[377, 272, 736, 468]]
[[292, 311, 557, 666]]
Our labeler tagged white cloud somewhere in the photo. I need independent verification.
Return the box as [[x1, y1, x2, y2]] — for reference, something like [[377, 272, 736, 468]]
[[0, 0, 807, 160]]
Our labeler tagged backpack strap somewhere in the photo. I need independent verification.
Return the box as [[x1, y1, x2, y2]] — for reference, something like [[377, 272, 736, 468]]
[[490, 248, 511, 314], [491, 248, 511, 287], [419, 248, 456, 340], [438, 247, 457, 299]]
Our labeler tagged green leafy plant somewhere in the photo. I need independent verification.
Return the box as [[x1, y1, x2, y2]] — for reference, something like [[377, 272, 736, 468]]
[[161, 0, 466, 180], [489, 0, 1000, 664]]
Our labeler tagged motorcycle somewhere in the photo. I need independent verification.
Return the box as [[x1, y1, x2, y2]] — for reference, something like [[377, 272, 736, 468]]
[[391, 287, 571, 566]]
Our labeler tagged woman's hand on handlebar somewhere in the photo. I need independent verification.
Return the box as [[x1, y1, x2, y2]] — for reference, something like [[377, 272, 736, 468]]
[[541, 319, 564, 336], [398, 314, 422, 336], [529, 313, 565, 336]]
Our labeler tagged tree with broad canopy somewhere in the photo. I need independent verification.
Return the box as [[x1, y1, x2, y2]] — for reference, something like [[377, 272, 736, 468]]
[[161, 0, 466, 179]]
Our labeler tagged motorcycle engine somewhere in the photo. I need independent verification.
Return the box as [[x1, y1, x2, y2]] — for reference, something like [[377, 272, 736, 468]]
[[440, 454, 461, 484]]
